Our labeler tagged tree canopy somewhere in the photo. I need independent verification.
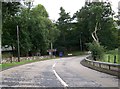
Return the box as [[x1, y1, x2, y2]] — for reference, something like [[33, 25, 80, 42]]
[[2, 1, 118, 57], [74, 1, 118, 50], [2, 2, 60, 56]]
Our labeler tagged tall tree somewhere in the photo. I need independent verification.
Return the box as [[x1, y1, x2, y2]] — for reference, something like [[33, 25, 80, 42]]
[[2, 3, 60, 56], [2, 2, 21, 54], [23, 4, 60, 55], [118, 1, 120, 48], [56, 7, 71, 52], [47, 21, 60, 49], [75, 1, 118, 50], [28, 4, 50, 54]]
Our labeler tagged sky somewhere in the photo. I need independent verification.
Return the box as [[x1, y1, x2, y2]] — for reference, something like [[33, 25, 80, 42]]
[[33, 0, 120, 21]]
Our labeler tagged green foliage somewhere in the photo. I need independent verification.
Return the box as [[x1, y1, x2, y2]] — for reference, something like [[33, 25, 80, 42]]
[[103, 54, 119, 64], [2, 2, 21, 47], [2, 3, 60, 56], [48, 23, 60, 43], [98, 19, 118, 50], [87, 42, 104, 61], [20, 4, 60, 55], [106, 49, 118, 55], [2, 1, 118, 57], [75, 1, 118, 50], [101, 49, 119, 64], [55, 7, 74, 52], [32, 4, 48, 17], [1, 57, 55, 70], [2, 53, 12, 58], [116, 19, 120, 49], [2, 2, 22, 57]]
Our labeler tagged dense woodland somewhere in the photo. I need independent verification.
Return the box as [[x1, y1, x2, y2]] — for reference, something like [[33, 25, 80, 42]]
[[2, 1, 119, 57]]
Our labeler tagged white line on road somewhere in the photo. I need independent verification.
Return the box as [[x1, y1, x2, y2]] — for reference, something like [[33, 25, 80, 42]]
[[52, 63, 56, 68], [52, 63, 68, 87]]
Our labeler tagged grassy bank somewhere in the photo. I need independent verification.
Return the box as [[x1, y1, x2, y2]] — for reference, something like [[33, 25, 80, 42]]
[[101, 49, 119, 64], [1, 51, 85, 70], [1, 57, 56, 70], [102, 54, 118, 63]]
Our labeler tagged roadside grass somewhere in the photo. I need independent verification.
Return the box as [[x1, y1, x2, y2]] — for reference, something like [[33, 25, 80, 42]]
[[0, 51, 85, 70], [101, 49, 119, 64], [1, 57, 57, 70], [102, 54, 119, 63]]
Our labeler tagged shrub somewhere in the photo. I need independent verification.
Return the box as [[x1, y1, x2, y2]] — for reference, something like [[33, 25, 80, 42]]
[[87, 42, 104, 61]]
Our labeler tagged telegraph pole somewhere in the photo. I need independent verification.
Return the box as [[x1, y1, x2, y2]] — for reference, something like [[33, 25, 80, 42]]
[[80, 32, 82, 51], [17, 25, 20, 62], [51, 42, 53, 56]]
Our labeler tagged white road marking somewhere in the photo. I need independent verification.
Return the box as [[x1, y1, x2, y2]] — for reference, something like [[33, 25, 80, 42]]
[[52, 63, 56, 69], [53, 70, 68, 87], [52, 63, 68, 87]]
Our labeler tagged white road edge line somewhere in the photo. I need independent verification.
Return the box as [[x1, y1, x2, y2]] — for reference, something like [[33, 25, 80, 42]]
[[52, 63, 68, 87]]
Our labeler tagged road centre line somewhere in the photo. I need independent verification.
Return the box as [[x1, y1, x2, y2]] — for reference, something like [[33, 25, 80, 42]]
[[52, 63, 56, 68], [52, 63, 68, 87]]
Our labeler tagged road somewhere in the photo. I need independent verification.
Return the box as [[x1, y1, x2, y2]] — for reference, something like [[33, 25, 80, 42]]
[[0, 55, 119, 87]]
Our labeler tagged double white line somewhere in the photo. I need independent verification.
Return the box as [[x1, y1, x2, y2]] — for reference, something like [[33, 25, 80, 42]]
[[52, 63, 68, 87]]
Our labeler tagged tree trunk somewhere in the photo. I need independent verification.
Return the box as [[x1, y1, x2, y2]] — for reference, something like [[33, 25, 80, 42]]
[[11, 44, 14, 56], [91, 22, 100, 45]]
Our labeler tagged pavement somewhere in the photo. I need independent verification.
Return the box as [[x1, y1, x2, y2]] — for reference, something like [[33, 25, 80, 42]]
[[0, 55, 119, 87]]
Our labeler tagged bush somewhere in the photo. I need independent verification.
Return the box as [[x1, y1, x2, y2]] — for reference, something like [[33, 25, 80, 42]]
[[87, 42, 104, 61], [2, 53, 13, 58]]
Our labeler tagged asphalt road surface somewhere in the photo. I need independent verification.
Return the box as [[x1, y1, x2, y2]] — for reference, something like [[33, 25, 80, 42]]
[[0, 55, 119, 87]]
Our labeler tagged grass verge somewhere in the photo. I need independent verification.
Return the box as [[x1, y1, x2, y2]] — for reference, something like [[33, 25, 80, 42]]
[[102, 54, 119, 63], [0, 57, 56, 71], [101, 49, 119, 64]]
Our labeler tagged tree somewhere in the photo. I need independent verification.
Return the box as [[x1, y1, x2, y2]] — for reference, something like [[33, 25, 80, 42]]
[[117, 2, 120, 48], [75, 1, 118, 60], [2, 2, 21, 55], [47, 21, 60, 49], [55, 7, 72, 52], [74, 6, 93, 50], [28, 4, 51, 55], [2, 3, 60, 56], [88, 2, 114, 45], [16, 8, 32, 56], [21, 4, 60, 55], [75, 1, 118, 50]]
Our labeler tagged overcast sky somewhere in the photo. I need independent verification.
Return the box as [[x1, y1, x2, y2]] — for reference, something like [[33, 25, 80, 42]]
[[33, 0, 119, 21]]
